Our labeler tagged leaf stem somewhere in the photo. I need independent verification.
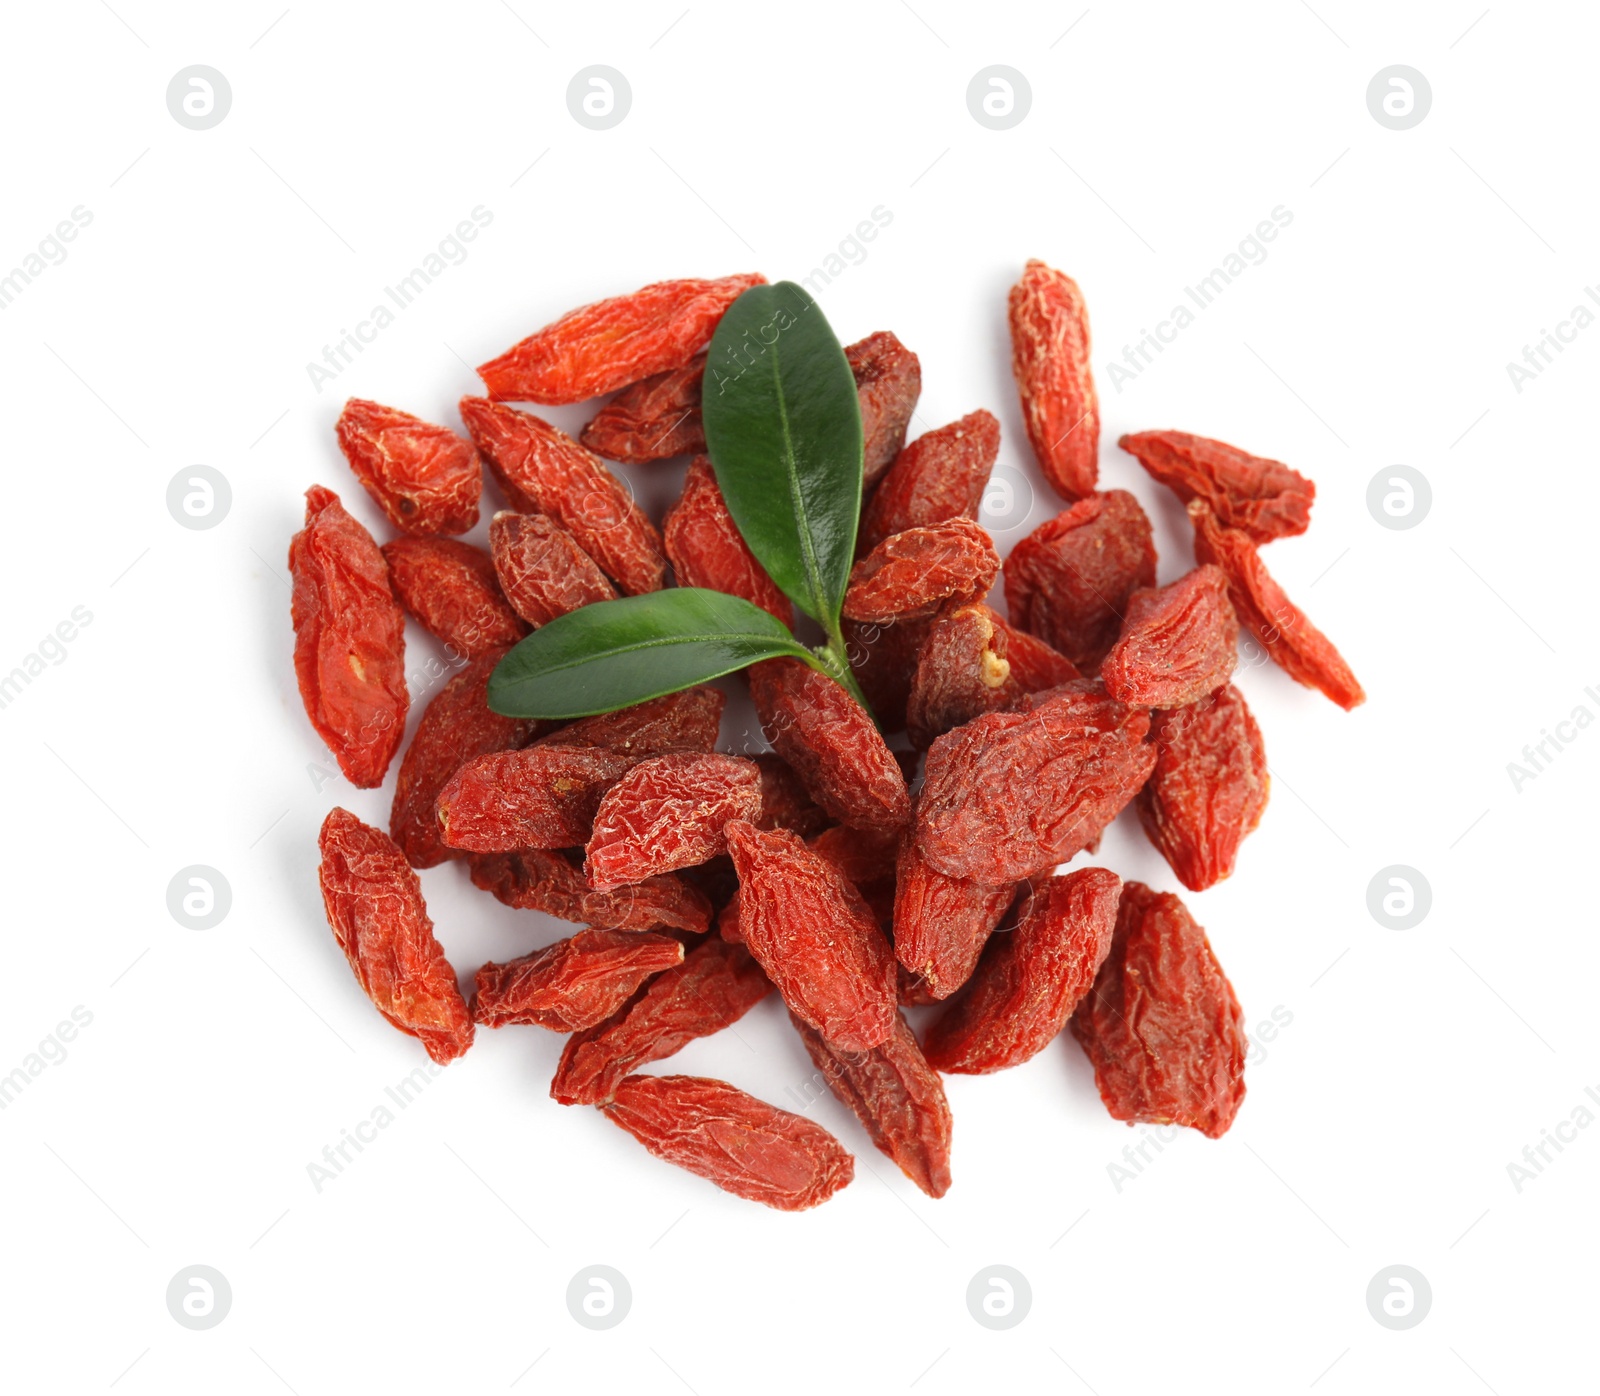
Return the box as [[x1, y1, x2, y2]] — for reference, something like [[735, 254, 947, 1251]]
[[815, 627, 875, 721]]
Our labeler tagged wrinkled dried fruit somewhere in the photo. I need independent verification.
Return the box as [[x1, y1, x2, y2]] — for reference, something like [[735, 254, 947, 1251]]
[[924, 868, 1120, 1073], [537, 685, 725, 759], [459, 397, 665, 595], [751, 754, 828, 837], [289, 487, 409, 788], [477, 273, 766, 404], [437, 744, 631, 852], [488, 510, 617, 626], [390, 649, 536, 868], [1100, 565, 1239, 708], [1189, 500, 1365, 710], [807, 824, 900, 896], [601, 1074, 854, 1210], [663, 456, 791, 625], [552, 938, 772, 1104], [382, 536, 528, 660], [1139, 684, 1269, 891], [999, 614, 1085, 692], [335, 398, 482, 536], [846, 331, 922, 486], [891, 838, 1021, 999], [317, 808, 473, 1064], [1070, 882, 1247, 1138], [1003, 490, 1156, 671], [580, 356, 708, 463], [791, 1010, 952, 1198], [860, 409, 1001, 552], [586, 753, 763, 890], [469, 847, 712, 934], [916, 679, 1155, 883], [471, 930, 684, 1031], [725, 820, 897, 1052], [843, 517, 1000, 624], [1120, 429, 1314, 543], [748, 658, 910, 833], [1008, 259, 1100, 501], [844, 616, 930, 735]]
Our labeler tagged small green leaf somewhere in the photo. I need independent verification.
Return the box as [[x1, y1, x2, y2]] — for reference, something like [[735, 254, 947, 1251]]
[[487, 588, 819, 719], [700, 281, 863, 630]]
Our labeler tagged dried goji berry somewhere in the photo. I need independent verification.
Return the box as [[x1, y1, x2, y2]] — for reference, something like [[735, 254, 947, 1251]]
[[469, 848, 713, 934], [663, 456, 791, 625], [552, 937, 772, 1104], [477, 273, 766, 404], [898, 968, 939, 1006], [1189, 500, 1365, 710], [1139, 684, 1268, 891], [390, 649, 537, 868], [915, 679, 1154, 883], [1069, 882, 1247, 1138], [807, 823, 901, 898], [537, 685, 725, 760], [459, 397, 665, 595], [998, 612, 1084, 692], [335, 397, 482, 536], [846, 331, 922, 486], [289, 486, 409, 788], [1003, 490, 1156, 671], [891, 838, 1022, 999], [585, 753, 763, 890], [580, 356, 708, 462], [859, 409, 1001, 552], [317, 808, 474, 1063], [1100, 565, 1239, 708], [844, 616, 929, 735], [751, 753, 828, 837], [437, 744, 632, 853], [747, 658, 910, 834], [471, 930, 685, 1031], [924, 868, 1119, 1073], [382, 536, 528, 660], [1120, 429, 1315, 543], [842, 517, 1000, 624], [725, 820, 897, 1052], [488, 509, 617, 626], [790, 1009, 953, 1198], [600, 1074, 854, 1210], [1008, 259, 1100, 501]]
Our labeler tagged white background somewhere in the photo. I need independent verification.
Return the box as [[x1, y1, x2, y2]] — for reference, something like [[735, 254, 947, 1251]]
[[1, 2, 1595, 1392]]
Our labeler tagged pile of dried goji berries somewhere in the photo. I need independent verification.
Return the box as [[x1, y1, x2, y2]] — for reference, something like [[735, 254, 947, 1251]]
[[290, 263, 1363, 1210]]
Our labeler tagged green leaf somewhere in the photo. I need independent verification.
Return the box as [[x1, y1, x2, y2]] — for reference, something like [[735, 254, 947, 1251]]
[[700, 281, 863, 630], [487, 588, 819, 719]]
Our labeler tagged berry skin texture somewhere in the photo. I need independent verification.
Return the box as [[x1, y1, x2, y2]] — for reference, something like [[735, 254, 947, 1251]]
[[580, 356, 708, 463], [846, 332, 922, 486], [1189, 500, 1365, 710], [915, 679, 1155, 884], [724, 820, 898, 1053], [585, 753, 764, 890], [382, 536, 528, 660], [842, 517, 1001, 625], [335, 398, 482, 536], [1004, 490, 1157, 672], [436, 745, 631, 853], [1008, 259, 1100, 501], [459, 397, 665, 595], [747, 658, 911, 834], [751, 754, 829, 837], [663, 457, 792, 626], [891, 838, 1021, 1000], [860, 409, 1001, 552], [537, 686, 725, 760], [470, 930, 684, 1032], [790, 1009, 954, 1198], [1120, 429, 1314, 543], [552, 938, 772, 1105], [476, 273, 767, 404], [469, 848, 712, 934], [390, 648, 537, 869], [317, 808, 474, 1064], [600, 1074, 855, 1211], [488, 510, 616, 626], [1100, 565, 1240, 709], [1139, 684, 1269, 891], [844, 615, 931, 735], [1070, 882, 1247, 1139], [923, 868, 1120, 1074], [289, 486, 409, 789]]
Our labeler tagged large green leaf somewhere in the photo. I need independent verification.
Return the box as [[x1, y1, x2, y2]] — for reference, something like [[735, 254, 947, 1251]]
[[487, 588, 819, 719], [700, 281, 863, 631]]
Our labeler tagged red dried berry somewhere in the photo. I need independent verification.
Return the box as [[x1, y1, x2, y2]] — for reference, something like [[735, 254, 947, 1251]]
[[842, 517, 1000, 624], [1008, 259, 1100, 501], [488, 510, 617, 626], [999, 613, 1085, 692], [335, 398, 482, 536], [580, 356, 707, 462], [469, 848, 712, 934], [846, 331, 922, 486], [317, 808, 474, 1064], [663, 456, 792, 625], [751, 754, 829, 837], [1120, 430, 1315, 543], [437, 744, 632, 853], [1100, 565, 1239, 708], [1070, 882, 1247, 1138], [289, 487, 409, 788], [860, 409, 1001, 552], [537, 685, 725, 760], [807, 823, 901, 898], [843, 615, 930, 735], [471, 930, 684, 1031], [382, 536, 528, 660], [891, 837, 1022, 999]]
